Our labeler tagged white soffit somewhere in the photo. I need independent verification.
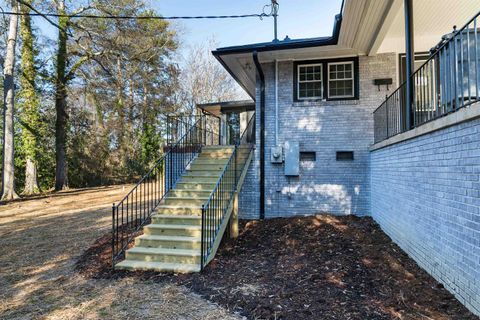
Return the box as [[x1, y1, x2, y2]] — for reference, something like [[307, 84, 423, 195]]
[[377, 0, 480, 54]]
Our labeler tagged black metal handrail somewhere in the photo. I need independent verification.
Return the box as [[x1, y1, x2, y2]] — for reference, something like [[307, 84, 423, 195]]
[[200, 113, 255, 270], [166, 111, 227, 145], [374, 11, 480, 143], [112, 114, 225, 267]]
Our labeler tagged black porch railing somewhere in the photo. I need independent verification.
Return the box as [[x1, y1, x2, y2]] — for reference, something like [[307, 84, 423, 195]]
[[200, 112, 255, 270], [112, 114, 225, 267], [166, 113, 225, 146], [374, 11, 480, 143]]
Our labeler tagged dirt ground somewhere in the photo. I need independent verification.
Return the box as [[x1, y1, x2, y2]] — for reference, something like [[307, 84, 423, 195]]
[[0, 186, 239, 320], [78, 215, 478, 320]]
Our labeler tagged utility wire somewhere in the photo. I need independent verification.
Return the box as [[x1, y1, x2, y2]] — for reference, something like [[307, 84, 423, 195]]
[[0, 11, 273, 20]]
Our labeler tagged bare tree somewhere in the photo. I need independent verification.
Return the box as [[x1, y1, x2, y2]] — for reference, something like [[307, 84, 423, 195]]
[[178, 39, 248, 115], [1, 0, 20, 200]]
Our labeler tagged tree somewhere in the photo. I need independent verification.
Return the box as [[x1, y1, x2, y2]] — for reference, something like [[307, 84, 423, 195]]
[[1, 0, 20, 201], [178, 39, 248, 115], [53, 0, 69, 190], [18, 0, 41, 194]]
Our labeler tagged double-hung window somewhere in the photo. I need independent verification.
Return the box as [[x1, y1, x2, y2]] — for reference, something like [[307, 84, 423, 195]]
[[294, 58, 358, 101], [328, 62, 354, 98], [297, 64, 323, 100]]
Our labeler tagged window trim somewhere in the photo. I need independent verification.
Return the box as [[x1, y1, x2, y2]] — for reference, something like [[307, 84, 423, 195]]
[[297, 63, 323, 100], [293, 57, 359, 102], [327, 61, 355, 99]]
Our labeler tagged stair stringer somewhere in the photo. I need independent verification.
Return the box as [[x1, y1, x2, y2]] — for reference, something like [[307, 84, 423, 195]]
[[204, 147, 254, 266]]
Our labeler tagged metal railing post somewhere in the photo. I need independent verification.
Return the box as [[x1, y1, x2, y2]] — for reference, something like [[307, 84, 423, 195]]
[[112, 203, 115, 269], [201, 204, 205, 271], [385, 95, 389, 139]]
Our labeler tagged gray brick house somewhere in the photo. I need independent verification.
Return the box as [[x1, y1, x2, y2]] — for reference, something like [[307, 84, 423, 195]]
[[113, 0, 479, 315], [209, 0, 480, 315]]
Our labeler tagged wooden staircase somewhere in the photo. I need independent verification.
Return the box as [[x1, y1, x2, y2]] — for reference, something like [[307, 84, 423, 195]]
[[115, 145, 252, 273]]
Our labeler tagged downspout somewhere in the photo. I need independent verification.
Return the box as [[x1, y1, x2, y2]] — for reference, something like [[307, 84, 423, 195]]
[[253, 51, 265, 220], [274, 59, 279, 145]]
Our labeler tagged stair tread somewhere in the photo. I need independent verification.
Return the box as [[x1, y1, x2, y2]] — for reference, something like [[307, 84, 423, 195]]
[[165, 196, 210, 200], [128, 246, 200, 256], [156, 204, 203, 209], [116, 260, 200, 273], [153, 214, 202, 219], [146, 223, 202, 230], [169, 190, 211, 193], [138, 234, 201, 242]]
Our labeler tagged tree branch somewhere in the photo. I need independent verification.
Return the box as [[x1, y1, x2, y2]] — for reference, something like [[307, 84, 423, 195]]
[[16, 0, 72, 36]]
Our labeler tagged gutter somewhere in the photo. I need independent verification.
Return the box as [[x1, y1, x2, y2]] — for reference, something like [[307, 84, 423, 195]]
[[252, 51, 265, 220], [212, 12, 343, 55]]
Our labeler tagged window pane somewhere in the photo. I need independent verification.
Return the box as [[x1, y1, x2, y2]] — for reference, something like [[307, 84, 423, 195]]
[[329, 79, 354, 97], [298, 64, 323, 99]]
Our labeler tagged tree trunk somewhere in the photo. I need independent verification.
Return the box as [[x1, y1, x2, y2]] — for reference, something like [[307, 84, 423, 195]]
[[1, 0, 20, 201], [54, 0, 69, 191], [19, 0, 40, 195]]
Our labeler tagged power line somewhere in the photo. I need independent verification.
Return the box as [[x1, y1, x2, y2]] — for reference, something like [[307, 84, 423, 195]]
[[0, 11, 273, 20]]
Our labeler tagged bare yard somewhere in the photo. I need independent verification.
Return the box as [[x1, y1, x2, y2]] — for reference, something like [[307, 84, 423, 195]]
[[0, 186, 238, 320], [1, 186, 477, 320]]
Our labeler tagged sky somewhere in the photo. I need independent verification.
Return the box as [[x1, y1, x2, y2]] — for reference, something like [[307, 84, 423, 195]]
[[22, 0, 343, 54], [150, 0, 343, 50]]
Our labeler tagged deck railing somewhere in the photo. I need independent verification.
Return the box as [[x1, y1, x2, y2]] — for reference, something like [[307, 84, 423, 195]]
[[200, 112, 255, 270], [112, 113, 225, 267], [374, 11, 480, 143]]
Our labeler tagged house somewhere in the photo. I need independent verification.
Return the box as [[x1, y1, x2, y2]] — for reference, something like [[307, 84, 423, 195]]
[[113, 0, 480, 316]]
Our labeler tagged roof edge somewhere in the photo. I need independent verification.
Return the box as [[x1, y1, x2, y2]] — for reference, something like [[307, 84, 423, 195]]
[[212, 6, 343, 55]]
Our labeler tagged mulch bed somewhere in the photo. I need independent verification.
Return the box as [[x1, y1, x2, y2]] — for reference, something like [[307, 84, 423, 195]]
[[76, 215, 478, 320]]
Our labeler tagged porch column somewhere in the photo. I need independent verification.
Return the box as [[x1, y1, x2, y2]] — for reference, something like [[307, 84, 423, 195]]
[[404, 0, 414, 130]]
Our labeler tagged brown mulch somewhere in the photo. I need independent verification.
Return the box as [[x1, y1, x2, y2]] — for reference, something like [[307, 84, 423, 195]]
[[76, 215, 478, 320]]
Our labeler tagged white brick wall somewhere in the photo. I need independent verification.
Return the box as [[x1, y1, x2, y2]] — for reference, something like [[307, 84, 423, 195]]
[[239, 53, 397, 219], [371, 117, 480, 316]]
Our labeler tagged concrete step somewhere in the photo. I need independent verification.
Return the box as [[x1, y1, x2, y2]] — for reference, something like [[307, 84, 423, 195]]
[[115, 260, 200, 273], [151, 214, 202, 225], [144, 223, 203, 237], [135, 234, 201, 249], [125, 247, 201, 264], [156, 205, 202, 215]]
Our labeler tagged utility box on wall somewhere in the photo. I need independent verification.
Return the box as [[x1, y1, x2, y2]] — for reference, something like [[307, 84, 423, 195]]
[[284, 141, 299, 176], [270, 146, 283, 163]]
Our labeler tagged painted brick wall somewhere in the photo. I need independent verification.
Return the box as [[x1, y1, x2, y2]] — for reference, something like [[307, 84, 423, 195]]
[[239, 53, 397, 219], [370, 117, 480, 315]]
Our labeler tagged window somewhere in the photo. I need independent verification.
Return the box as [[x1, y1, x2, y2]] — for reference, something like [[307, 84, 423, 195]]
[[328, 62, 354, 98], [297, 64, 323, 99], [294, 58, 358, 101], [336, 151, 354, 161]]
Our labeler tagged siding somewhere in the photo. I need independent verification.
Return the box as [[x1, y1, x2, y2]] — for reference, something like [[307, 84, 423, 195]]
[[239, 53, 397, 219], [371, 117, 480, 315]]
